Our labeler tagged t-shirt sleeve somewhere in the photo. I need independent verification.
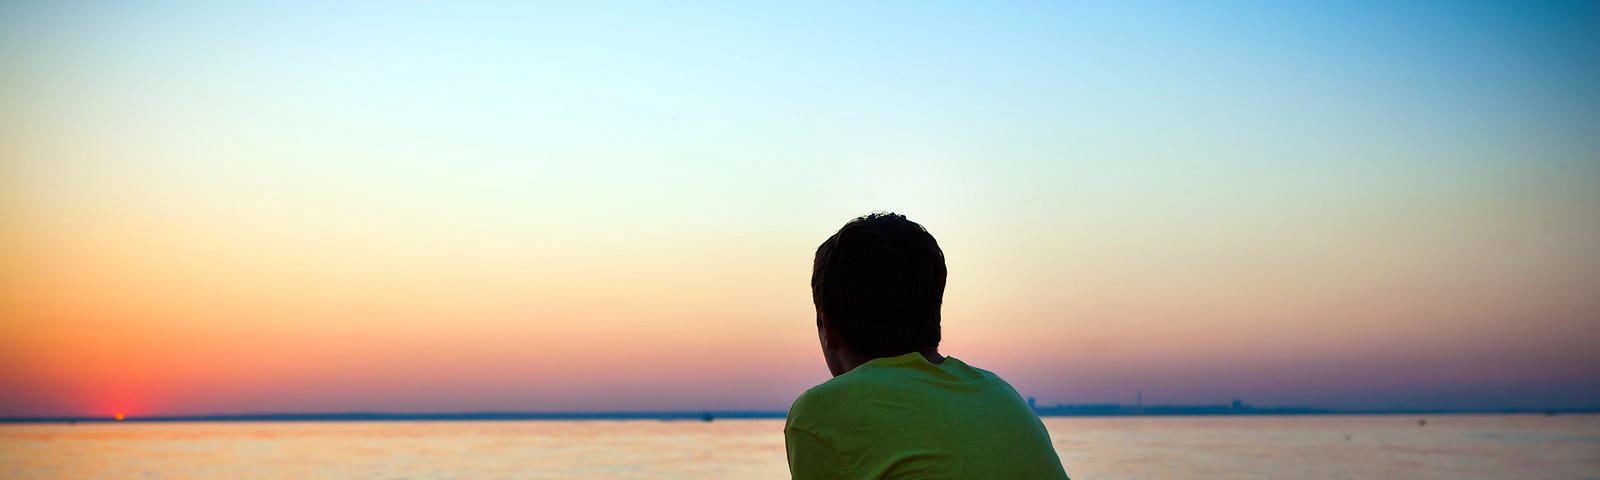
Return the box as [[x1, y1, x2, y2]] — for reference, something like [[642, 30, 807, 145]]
[[786, 426, 847, 480]]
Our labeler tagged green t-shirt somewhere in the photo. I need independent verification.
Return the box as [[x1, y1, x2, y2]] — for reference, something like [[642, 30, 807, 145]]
[[785, 352, 1071, 479]]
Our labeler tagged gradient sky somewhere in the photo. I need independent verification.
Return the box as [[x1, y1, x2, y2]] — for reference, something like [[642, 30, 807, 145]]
[[2, 1, 1598, 417]]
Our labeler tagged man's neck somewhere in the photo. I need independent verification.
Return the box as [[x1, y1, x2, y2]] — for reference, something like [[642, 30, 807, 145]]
[[834, 348, 946, 376]]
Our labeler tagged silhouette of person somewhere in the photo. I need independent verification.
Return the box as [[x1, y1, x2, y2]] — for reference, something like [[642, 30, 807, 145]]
[[786, 212, 1071, 479]]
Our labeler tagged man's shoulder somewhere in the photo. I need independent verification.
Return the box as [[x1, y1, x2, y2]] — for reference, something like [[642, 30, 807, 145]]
[[788, 362, 923, 434], [943, 356, 1003, 380], [786, 372, 867, 425], [965, 363, 1024, 394]]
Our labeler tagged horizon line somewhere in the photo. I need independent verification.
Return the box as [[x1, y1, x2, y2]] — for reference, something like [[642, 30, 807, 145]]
[[5, 405, 1596, 424]]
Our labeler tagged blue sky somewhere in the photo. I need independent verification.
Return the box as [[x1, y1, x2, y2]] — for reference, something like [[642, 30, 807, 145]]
[[2, 1, 1597, 415]]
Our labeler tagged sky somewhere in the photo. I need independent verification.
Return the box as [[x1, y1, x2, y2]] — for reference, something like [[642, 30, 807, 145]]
[[2, 1, 1597, 417]]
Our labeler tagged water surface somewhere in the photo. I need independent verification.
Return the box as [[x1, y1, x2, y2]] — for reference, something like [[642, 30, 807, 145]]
[[2, 414, 1595, 479]]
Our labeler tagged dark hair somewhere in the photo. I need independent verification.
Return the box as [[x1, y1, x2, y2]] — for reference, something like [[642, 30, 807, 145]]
[[811, 212, 947, 357]]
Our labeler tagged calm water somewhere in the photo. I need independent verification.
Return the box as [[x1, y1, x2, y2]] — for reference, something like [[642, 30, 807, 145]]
[[2, 414, 1597, 479]]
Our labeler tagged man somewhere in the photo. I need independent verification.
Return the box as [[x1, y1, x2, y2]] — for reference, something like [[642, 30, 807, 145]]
[[786, 212, 1071, 479]]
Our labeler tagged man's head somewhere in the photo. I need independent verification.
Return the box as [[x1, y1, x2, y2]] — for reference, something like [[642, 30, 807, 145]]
[[811, 212, 947, 375]]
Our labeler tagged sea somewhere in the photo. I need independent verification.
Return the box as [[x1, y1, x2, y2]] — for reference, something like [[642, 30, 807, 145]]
[[2, 414, 1596, 479]]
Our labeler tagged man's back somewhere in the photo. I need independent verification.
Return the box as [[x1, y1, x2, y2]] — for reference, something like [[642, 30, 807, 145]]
[[785, 352, 1071, 479]]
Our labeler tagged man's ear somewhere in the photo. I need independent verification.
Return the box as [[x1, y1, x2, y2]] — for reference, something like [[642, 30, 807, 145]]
[[818, 313, 841, 349], [817, 313, 828, 348]]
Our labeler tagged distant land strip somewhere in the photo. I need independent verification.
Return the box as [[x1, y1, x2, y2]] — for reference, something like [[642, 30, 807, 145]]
[[4, 405, 1597, 424]]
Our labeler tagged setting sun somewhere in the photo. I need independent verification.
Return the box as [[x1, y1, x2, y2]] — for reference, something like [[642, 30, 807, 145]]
[[0, 2, 1596, 479]]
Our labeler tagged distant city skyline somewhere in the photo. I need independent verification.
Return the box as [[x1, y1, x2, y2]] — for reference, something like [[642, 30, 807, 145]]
[[3, 1, 1598, 417], [6, 398, 1594, 424]]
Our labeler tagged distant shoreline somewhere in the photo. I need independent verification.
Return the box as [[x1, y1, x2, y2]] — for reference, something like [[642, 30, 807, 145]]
[[3, 407, 1595, 424]]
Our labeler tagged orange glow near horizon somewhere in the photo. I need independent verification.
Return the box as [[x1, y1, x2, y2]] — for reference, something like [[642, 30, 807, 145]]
[[2, 2, 1598, 417], [114, 412, 125, 421]]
